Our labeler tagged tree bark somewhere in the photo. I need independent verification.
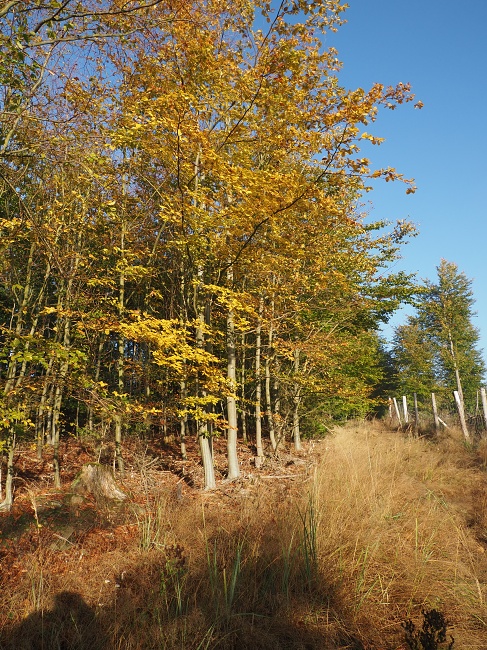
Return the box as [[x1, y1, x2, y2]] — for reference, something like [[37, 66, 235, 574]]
[[254, 298, 264, 463], [115, 220, 126, 475], [226, 273, 240, 480], [292, 348, 302, 452], [195, 269, 216, 490], [240, 332, 247, 443], [179, 378, 188, 461], [0, 433, 15, 511], [265, 321, 277, 452]]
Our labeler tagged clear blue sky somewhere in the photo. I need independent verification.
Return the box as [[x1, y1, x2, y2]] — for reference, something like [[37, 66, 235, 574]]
[[327, 1, 487, 363]]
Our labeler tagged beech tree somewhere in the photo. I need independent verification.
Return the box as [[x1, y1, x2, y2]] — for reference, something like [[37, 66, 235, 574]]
[[392, 318, 438, 403]]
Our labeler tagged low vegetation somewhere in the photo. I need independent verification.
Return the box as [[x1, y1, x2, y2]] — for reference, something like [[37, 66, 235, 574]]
[[1, 421, 487, 649]]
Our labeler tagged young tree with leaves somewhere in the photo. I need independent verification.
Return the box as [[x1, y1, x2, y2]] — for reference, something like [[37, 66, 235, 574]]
[[393, 260, 485, 415]]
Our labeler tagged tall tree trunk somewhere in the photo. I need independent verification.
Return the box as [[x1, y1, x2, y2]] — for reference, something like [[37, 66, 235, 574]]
[[51, 342, 71, 489], [273, 370, 283, 449], [0, 432, 15, 511], [179, 378, 188, 460], [226, 266, 240, 481], [4, 242, 36, 395], [448, 329, 469, 439], [2, 244, 37, 502], [448, 329, 464, 406], [240, 332, 247, 443], [36, 359, 55, 458], [115, 223, 126, 475], [50, 236, 81, 486], [292, 348, 302, 452], [265, 322, 277, 452], [195, 270, 216, 490], [255, 297, 264, 463], [178, 266, 189, 460], [87, 335, 104, 433]]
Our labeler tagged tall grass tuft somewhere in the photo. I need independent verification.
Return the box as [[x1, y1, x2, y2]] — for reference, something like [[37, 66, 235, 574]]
[[135, 500, 167, 551], [298, 495, 319, 593], [205, 534, 244, 624]]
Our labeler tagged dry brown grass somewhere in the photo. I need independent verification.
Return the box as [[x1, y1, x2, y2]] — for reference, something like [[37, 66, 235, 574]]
[[313, 422, 487, 648], [1, 422, 487, 648]]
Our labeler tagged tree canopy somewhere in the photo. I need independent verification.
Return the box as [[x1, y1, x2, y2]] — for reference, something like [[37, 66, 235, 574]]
[[0, 0, 421, 498]]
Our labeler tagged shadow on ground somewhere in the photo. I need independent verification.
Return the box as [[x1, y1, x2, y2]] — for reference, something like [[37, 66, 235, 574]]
[[0, 591, 111, 650]]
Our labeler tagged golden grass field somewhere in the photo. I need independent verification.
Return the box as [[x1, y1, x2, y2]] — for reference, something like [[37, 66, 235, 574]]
[[1, 421, 487, 649]]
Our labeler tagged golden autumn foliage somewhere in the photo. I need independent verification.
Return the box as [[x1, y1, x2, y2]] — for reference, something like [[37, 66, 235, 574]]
[[0, 0, 420, 493]]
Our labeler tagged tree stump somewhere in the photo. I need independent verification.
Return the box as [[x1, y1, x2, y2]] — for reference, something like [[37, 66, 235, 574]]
[[71, 463, 127, 503]]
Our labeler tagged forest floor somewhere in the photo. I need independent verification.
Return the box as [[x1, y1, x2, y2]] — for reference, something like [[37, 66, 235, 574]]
[[1, 422, 487, 649]]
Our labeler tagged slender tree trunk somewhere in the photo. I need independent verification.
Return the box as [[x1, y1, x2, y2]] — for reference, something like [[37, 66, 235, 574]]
[[178, 267, 189, 460], [51, 306, 72, 488], [274, 372, 283, 448], [115, 223, 126, 475], [195, 270, 216, 490], [4, 243, 35, 395], [265, 281, 278, 451], [448, 329, 465, 407], [36, 357, 54, 458], [265, 318, 277, 452], [0, 433, 15, 511], [51, 358, 71, 489], [292, 349, 302, 451], [51, 382, 64, 489], [226, 267, 240, 480], [240, 332, 247, 443], [255, 298, 264, 464], [179, 378, 188, 460], [88, 335, 104, 433]]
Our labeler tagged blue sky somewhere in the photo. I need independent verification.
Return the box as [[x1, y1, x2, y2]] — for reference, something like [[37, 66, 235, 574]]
[[327, 1, 487, 362]]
